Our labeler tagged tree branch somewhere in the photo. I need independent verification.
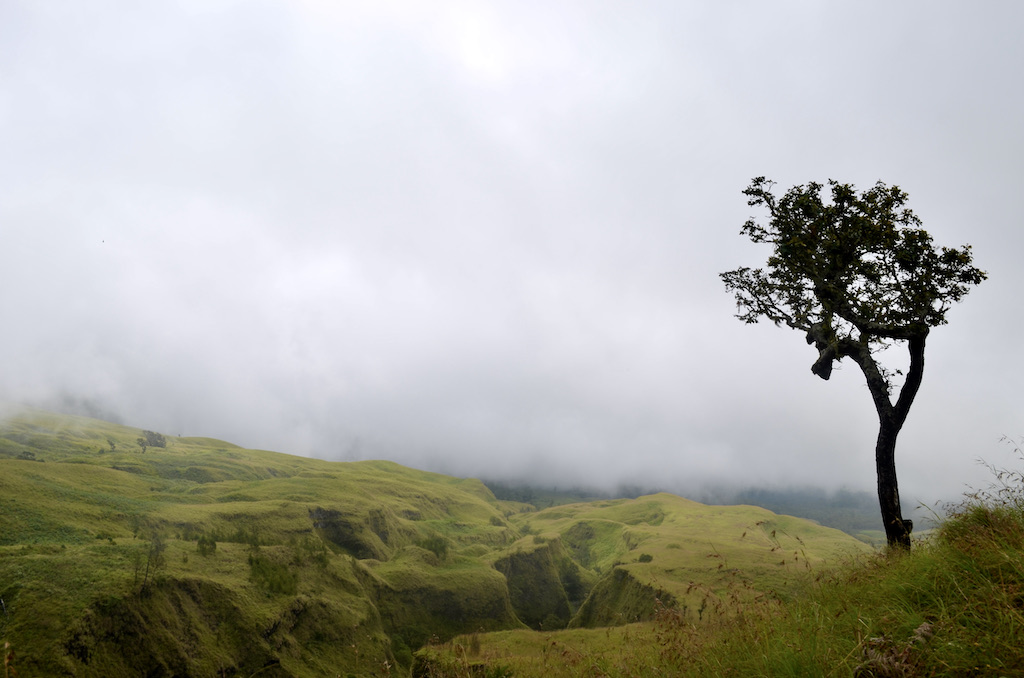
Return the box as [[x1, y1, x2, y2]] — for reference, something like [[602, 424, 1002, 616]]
[[893, 330, 928, 425], [849, 342, 895, 420]]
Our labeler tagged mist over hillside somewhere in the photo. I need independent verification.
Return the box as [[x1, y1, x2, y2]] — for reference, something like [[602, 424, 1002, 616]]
[[11, 396, 926, 541], [2, 1, 1020, 562], [481, 477, 910, 541]]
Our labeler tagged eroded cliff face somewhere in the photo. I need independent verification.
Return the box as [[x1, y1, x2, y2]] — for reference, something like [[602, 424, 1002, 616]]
[[55, 541, 660, 677], [494, 540, 573, 630], [310, 505, 420, 561], [361, 556, 524, 651], [306, 503, 529, 648], [60, 575, 390, 678], [58, 546, 527, 677], [570, 566, 677, 628]]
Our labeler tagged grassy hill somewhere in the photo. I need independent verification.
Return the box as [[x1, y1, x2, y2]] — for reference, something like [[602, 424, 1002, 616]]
[[506, 493, 867, 628], [485, 480, 893, 544], [0, 407, 870, 677], [421, 452, 1024, 677]]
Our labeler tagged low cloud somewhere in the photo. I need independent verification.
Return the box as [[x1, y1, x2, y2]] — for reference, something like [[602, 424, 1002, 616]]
[[2, 1, 1021, 506]]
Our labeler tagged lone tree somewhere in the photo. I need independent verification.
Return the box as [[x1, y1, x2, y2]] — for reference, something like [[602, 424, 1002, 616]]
[[143, 430, 167, 448], [721, 177, 986, 549]]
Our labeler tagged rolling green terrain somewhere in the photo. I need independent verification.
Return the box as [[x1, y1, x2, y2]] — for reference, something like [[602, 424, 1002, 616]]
[[0, 407, 870, 677], [484, 480, 894, 543], [422, 460, 1024, 677]]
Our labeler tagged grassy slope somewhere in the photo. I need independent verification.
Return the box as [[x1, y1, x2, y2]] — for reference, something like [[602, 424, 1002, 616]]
[[423, 479, 1024, 677], [0, 408, 516, 676], [0, 407, 870, 677], [503, 493, 870, 630]]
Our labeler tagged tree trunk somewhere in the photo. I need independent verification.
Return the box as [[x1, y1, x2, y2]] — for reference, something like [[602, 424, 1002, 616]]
[[852, 331, 928, 550], [876, 418, 911, 549]]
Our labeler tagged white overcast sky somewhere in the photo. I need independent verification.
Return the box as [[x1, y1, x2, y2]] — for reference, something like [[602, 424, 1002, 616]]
[[2, 1, 1022, 505]]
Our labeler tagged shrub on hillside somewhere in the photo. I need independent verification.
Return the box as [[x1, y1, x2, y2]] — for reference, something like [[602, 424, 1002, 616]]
[[418, 535, 450, 562], [196, 535, 216, 557], [143, 431, 167, 448], [248, 554, 298, 595]]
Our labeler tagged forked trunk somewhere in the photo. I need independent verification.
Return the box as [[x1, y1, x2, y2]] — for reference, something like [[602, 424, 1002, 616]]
[[852, 331, 927, 550]]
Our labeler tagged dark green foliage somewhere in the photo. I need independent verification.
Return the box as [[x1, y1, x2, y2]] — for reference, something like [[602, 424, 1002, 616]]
[[135, 431, 167, 454], [722, 178, 985, 335], [494, 544, 572, 629], [637, 553, 653, 563], [418, 535, 450, 562], [143, 431, 167, 449], [196, 535, 216, 557], [557, 556, 587, 607], [563, 522, 597, 567], [391, 634, 413, 668], [291, 536, 329, 568], [248, 554, 298, 595], [220, 524, 262, 547], [139, 532, 166, 591]]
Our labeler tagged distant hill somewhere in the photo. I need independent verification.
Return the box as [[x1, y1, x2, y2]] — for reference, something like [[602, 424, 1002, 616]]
[[484, 479, 894, 545], [482, 479, 635, 507], [0, 407, 871, 676], [700, 486, 892, 543]]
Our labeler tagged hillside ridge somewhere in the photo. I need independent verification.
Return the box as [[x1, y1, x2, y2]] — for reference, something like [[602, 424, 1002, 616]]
[[0, 407, 871, 676]]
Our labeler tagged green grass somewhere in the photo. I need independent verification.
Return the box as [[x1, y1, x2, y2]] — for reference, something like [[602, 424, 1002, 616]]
[[421, 451, 1024, 677], [0, 406, 876, 676], [0, 407, 524, 675], [502, 492, 870, 629]]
